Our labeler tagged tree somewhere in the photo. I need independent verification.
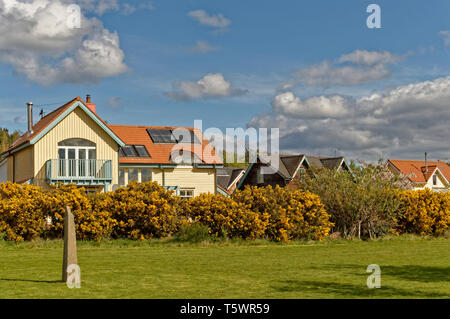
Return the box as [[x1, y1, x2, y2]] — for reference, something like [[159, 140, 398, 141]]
[[0, 128, 21, 153]]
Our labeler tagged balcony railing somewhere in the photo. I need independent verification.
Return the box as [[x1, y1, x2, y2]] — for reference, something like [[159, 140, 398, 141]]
[[46, 159, 112, 185]]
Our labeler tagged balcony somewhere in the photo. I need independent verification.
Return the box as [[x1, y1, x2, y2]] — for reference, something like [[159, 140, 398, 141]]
[[46, 159, 113, 187]]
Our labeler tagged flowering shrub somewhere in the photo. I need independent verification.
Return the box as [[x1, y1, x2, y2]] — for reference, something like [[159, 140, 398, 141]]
[[0, 182, 45, 241], [233, 185, 333, 241], [43, 184, 115, 241], [397, 190, 450, 235], [93, 182, 182, 240], [0, 179, 448, 242], [183, 193, 267, 239]]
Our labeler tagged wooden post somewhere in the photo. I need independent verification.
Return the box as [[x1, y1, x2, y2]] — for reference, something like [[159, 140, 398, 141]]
[[62, 206, 78, 282]]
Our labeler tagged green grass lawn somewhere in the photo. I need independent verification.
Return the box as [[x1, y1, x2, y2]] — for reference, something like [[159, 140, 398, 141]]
[[0, 236, 449, 299]]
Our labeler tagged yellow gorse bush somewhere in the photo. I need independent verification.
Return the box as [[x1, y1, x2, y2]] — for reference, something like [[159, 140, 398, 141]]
[[93, 181, 182, 240], [397, 189, 450, 235], [183, 193, 267, 239], [0, 182, 45, 241], [0, 181, 448, 242], [232, 185, 333, 241]]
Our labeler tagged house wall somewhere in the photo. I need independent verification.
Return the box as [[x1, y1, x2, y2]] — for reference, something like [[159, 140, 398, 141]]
[[152, 166, 216, 196], [423, 171, 448, 191], [286, 163, 308, 189], [239, 162, 287, 188], [0, 159, 7, 183], [13, 146, 34, 183], [33, 107, 119, 191]]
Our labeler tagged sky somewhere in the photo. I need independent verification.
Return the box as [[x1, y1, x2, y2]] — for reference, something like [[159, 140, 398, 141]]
[[0, 0, 449, 162]]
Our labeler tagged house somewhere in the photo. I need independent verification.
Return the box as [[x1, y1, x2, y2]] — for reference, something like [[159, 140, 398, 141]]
[[306, 156, 351, 172], [216, 167, 245, 196], [0, 96, 223, 196], [387, 158, 450, 192], [237, 154, 351, 189], [238, 154, 310, 189]]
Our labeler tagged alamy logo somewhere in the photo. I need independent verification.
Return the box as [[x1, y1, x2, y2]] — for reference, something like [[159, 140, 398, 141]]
[[366, 4, 381, 29], [366, 264, 381, 288], [67, 4, 81, 29], [66, 264, 81, 288]]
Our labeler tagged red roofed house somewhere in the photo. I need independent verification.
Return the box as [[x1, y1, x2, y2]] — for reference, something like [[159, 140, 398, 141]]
[[387, 158, 450, 192], [0, 96, 223, 196]]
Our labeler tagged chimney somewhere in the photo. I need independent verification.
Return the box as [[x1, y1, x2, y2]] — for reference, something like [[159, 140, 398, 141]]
[[85, 94, 96, 113], [27, 102, 33, 134], [425, 152, 428, 173]]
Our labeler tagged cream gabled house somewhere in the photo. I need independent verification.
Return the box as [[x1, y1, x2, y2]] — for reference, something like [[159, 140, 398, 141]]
[[0, 96, 223, 195], [387, 158, 450, 192]]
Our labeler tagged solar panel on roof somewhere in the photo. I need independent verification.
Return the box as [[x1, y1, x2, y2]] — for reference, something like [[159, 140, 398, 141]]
[[122, 145, 137, 157], [170, 129, 201, 145], [147, 129, 177, 143], [134, 145, 150, 157]]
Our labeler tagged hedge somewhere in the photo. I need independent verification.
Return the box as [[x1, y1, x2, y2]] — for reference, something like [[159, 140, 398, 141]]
[[0, 182, 448, 242]]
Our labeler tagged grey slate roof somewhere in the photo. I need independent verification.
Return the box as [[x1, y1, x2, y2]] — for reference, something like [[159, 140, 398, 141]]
[[217, 167, 246, 190], [306, 156, 346, 170], [259, 154, 306, 179]]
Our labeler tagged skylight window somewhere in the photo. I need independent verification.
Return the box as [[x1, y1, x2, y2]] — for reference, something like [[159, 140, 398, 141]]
[[119, 145, 150, 158], [147, 129, 201, 144]]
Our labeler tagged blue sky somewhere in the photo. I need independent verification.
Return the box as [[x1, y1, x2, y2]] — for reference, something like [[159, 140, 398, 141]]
[[0, 0, 449, 160]]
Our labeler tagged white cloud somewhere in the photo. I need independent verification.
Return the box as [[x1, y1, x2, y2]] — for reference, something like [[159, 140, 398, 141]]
[[439, 30, 450, 46], [186, 40, 220, 53], [166, 73, 247, 101], [338, 50, 400, 66], [288, 50, 401, 87], [0, 0, 128, 86], [272, 92, 351, 119], [249, 77, 450, 161], [187, 9, 230, 29]]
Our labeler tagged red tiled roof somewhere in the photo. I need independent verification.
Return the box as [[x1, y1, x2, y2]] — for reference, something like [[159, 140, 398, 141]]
[[108, 124, 223, 165], [1, 97, 113, 155], [388, 159, 450, 184]]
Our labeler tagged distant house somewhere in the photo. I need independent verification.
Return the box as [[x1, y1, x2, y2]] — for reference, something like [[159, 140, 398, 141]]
[[0, 96, 223, 195], [216, 167, 245, 196], [238, 154, 351, 189], [387, 159, 450, 192], [306, 156, 351, 172], [238, 154, 310, 189]]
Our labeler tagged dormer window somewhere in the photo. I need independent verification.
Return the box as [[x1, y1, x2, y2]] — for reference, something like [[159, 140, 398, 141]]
[[433, 174, 437, 186], [119, 145, 150, 158]]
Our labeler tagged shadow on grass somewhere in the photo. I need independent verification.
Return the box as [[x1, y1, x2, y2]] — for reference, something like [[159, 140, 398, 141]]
[[271, 280, 447, 298], [0, 278, 62, 284], [310, 264, 450, 283]]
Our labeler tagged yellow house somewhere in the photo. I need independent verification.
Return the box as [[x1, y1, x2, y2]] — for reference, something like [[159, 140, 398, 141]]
[[387, 158, 450, 192], [0, 96, 223, 196]]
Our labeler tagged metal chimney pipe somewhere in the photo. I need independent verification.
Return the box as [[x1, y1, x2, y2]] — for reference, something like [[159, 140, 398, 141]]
[[425, 152, 428, 173], [27, 102, 33, 134]]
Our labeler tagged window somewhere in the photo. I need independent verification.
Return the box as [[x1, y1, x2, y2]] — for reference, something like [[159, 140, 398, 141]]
[[118, 168, 125, 186], [57, 138, 96, 177], [119, 145, 150, 158], [141, 168, 152, 182], [135, 146, 150, 157], [433, 174, 438, 186], [147, 128, 201, 144], [180, 189, 194, 198], [128, 168, 139, 182]]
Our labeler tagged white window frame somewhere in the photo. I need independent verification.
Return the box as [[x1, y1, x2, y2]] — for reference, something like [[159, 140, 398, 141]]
[[179, 188, 194, 198], [119, 167, 152, 186], [58, 145, 96, 178]]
